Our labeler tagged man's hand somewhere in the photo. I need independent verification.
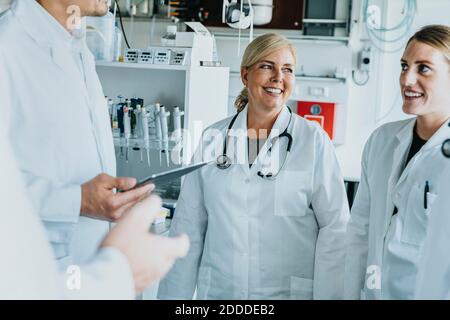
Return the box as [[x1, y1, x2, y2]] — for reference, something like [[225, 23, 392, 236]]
[[101, 195, 189, 293], [80, 173, 154, 221]]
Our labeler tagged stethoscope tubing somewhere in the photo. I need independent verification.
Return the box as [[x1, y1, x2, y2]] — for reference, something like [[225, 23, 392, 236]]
[[216, 106, 293, 176]]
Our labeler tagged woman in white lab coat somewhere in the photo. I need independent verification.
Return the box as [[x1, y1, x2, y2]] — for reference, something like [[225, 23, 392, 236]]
[[158, 33, 350, 300], [344, 25, 450, 300]]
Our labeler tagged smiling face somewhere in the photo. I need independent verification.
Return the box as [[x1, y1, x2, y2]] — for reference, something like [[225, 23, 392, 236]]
[[400, 40, 450, 120], [241, 46, 296, 113]]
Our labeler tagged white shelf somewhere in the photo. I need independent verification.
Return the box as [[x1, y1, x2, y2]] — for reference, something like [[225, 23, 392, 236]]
[[229, 71, 347, 83], [302, 19, 348, 24], [212, 31, 350, 45], [96, 61, 189, 71]]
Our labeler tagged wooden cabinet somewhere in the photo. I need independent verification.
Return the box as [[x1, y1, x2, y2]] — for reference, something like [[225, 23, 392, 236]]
[[200, 0, 304, 30]]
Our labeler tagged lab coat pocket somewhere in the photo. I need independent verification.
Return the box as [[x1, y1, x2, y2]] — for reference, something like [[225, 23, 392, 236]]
[[274, 171, 311, 217], [401, 185, 437, 246], [290, 276, 313, 300], [196, 266, 212, 300]]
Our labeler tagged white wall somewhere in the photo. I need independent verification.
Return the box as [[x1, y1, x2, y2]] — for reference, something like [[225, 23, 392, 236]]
[[340, 0, 450, 180]]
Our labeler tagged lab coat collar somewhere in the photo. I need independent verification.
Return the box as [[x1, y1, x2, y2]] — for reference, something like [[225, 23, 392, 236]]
[[228, 104, 291, 141], [395, 117, 450, 151], [394, 118, 416, 145], [382, 119, 415, 237], [12, 0, 76, 49], [422, 117, 450, 152]]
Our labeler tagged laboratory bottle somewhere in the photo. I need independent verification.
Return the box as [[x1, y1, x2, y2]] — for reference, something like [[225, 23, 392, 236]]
[[161, 25, 177, 46], [113, 22, 123, 62]]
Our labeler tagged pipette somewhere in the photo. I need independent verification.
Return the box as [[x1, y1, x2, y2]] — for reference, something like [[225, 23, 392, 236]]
[[124, 106, 131, 162], [159, 106, 170, 167], [141, 107, 151, 167], [154, 103, 163, 165], [172, 106, 184, 141]]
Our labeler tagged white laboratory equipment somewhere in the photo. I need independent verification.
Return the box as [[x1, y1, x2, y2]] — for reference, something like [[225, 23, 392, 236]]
[[96, 60, 229, 179]]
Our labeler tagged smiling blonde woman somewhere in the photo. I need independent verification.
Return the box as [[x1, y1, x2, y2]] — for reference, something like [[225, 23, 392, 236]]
[[158, 33, 350, 300]]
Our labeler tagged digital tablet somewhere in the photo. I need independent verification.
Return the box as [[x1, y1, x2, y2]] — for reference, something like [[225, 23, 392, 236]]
[[125, 161, 211, 191]]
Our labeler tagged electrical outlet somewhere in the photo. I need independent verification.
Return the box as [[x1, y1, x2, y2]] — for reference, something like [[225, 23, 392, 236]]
[[359, 48, 372, 72]]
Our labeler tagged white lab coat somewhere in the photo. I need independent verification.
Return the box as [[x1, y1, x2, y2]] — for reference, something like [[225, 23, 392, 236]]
[[0, 0, 116, 267], [158, 106, 350, 300], [0, 132, 135, 299], [344, 118, 448, 299], [415, 155, 450, 299]]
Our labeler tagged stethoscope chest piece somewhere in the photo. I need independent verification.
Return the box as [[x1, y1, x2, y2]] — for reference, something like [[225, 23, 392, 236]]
[[217, 154, 232, 169], [442, 139, 450, 158]]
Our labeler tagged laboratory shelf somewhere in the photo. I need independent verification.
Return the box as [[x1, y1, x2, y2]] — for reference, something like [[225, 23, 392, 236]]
[[96, 61, 189, 71], [113, 137, 182, 151], [229, 71, 347, 83], [302, 19, 348, 24], [212, 31, 350, 45]]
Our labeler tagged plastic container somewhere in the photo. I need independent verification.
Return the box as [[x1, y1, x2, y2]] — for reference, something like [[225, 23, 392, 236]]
[[85, 12, 115, 61], [113, 22, 122, 62], [161, 25, 177, 46]]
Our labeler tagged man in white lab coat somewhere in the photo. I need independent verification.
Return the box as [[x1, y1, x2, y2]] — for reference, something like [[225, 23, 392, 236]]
[[0, 0, 150, 268], [0, 137, 188, 299]]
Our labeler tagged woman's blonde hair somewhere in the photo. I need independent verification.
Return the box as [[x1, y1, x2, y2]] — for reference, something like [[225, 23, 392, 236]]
[[406, 24, 450, 62], [234, 33, 297, 112]]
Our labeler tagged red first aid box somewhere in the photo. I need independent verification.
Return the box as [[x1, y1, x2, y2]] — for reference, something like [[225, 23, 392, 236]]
[[297, 101, 336, 140]]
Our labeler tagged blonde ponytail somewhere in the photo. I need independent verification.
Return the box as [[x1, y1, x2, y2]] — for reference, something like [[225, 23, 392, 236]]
[[234, 88, 249, 113]]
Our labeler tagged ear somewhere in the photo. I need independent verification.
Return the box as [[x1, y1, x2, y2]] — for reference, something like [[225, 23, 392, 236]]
[[241, 67, 249, 87]]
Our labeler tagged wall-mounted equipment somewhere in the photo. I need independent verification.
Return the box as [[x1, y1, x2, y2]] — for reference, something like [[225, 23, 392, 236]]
[[200, 0, 303, 30], [222, 0, 274, 28], [352, 47, 371, 86], [222, 0, 253, 29], [358, 47, 371, 72], [297, 101, 336, 140]]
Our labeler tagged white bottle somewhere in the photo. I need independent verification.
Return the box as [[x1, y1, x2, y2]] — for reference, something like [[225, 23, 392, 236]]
[[161, 25, 177, 46], [113, 22, 122, 62]]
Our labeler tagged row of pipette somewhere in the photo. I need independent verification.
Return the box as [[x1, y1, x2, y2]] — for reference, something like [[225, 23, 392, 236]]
[[106, 97, 184, 167]]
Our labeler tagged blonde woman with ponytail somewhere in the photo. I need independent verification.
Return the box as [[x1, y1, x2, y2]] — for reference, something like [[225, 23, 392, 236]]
[[158, 33, 350, 300]]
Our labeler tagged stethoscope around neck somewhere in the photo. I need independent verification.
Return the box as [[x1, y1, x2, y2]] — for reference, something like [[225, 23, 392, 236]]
[[216, 106, 293, 179]]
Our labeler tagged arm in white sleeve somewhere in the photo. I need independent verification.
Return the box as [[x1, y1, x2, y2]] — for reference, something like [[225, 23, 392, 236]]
[[59, 247, 135, 300], [311, 133, 350, 300], [343, 139, 372, 300], [157, 167, 208, 300]]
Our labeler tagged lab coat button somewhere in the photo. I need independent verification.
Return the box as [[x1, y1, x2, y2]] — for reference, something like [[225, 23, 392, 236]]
[[395, 192, 401, 199], [245, 178, 250, 184]]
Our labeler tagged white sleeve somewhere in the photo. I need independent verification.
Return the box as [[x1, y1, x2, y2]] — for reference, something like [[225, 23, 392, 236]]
[[157, 167, 208, 300], [59, 247, 135, 300], [311, 133, 350, 300], [343, 138, 372, 299]]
